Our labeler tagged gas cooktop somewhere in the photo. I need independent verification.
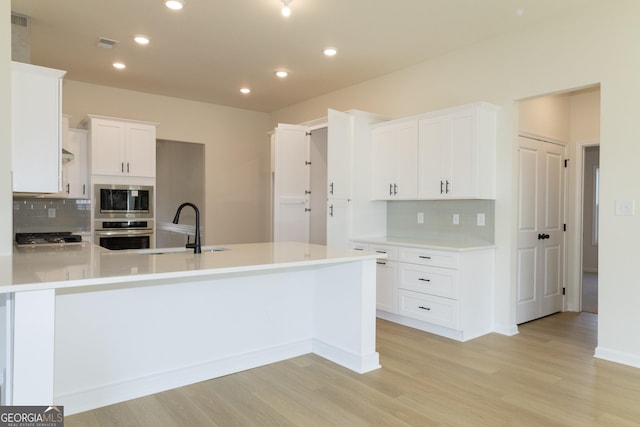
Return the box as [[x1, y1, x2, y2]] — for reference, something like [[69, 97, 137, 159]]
[[15, 232, 83, 245]]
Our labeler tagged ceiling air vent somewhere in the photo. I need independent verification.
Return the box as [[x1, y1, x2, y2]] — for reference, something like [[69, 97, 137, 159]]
[[97, 37, 119, 49]]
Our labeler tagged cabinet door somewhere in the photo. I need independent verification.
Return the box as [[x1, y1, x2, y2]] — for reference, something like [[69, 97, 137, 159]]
[[90, 119, 126, 176], [371, 121, 418, 199], [11, 62, 65, 193], [125, 122, 157, 178], [418, 115, 449, 198], [419, 105, 493, 199], [326, 109, 353, 200], [326, 198, 350, 248], [376, 259, 398, 313], [64, 129, 89, 198], [447, 109, 478, 198], [272, 124, 310, 242]]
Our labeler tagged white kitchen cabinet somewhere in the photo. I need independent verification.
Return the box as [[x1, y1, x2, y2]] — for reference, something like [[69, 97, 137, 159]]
[[62, 129, 89, 198], [84, 115, 157, 178], [371, 120, 418, 199], [418, 103, 498, 199], [352, 242, 398, 313], [352, 239, 495, 341], [271, 110, 388, 247], [11, 61, 66, 193]]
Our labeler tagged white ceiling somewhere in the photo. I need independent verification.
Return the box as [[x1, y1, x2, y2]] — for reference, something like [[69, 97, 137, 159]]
[[11, 0, 595, 113]]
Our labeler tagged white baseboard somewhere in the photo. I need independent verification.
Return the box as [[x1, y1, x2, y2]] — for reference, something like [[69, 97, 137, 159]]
[[493, 323, 519, 336], [56, 340, 313, 416], [594, 346, 640, 368], [313, 339, 380, 374]]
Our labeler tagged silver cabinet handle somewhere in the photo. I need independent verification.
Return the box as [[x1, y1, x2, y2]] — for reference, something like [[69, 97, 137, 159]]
[[329, 204, 334, 217], [389, 184, 393, 196], [329, 182, 334, 195], [66, 183, 70, 194]]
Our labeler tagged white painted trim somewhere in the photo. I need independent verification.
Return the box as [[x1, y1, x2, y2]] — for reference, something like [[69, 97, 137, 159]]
[[312, 339, 380, 374], [594, 346, 640, 368], [569, 140, 600, 312], [493, 323, 519, 336], [56, 340, 313, 416]]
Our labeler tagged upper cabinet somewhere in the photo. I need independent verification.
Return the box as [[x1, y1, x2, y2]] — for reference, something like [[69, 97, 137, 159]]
[[418, 103, 498, 199], [63, 128, 89, 198], [371, 120, 419, 199], [11, 61, 66, 193], [372, 102, 498, 200], [84, 115, 157, 178]]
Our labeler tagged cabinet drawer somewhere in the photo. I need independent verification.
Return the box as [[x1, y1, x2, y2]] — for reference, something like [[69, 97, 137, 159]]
[[399, 290, 459, 329], [369, 244, 398, 261], [399, 247, 458, 268], [398, 263, 458, 299]]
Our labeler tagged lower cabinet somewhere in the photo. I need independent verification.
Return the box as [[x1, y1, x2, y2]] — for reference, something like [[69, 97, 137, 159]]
[[353, 240, 494, 342]]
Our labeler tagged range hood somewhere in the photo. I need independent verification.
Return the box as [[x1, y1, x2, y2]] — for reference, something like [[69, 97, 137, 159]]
[[62, 148, 75, 164]]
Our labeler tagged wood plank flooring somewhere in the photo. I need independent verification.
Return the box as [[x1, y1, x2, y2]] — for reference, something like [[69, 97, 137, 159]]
[[65, 312, 640, 426]]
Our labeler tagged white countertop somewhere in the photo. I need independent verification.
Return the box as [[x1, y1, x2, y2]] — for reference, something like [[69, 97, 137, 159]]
[[351, 236, 495, 251], [4, 242, 383, 293]]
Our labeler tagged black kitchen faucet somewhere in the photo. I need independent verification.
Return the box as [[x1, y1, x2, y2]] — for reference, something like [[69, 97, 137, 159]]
[[172, 202, 202, 254]]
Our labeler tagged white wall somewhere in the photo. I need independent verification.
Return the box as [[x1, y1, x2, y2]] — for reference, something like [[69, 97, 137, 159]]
[[269, 1, 640, 366], [62, 81, 271, 245]]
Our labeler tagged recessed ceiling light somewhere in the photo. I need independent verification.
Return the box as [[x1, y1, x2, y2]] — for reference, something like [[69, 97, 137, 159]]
[[134, 35, 150, 45], [113, 62, 126, 70], [281, 0, 292, 17], [276, 70, 288, 78], [323, 47, 337, 57], [240, 87, 251, 94], [165, 0, 184, 10], [516, 7, 525, 17]]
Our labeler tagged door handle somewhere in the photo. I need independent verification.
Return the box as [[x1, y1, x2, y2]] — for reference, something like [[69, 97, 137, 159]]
[[538, 233, 551, 240]]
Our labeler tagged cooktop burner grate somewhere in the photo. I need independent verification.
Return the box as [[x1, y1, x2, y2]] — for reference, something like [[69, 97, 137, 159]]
[[15, 232, 83, 245]]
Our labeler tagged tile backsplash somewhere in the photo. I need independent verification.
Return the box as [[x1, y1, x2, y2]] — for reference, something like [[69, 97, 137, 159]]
[[13, 198, 91, 234], [387, 200, 495, 243]]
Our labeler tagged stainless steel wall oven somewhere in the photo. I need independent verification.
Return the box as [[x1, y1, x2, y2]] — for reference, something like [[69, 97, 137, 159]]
[[94, 184, 155, 250]]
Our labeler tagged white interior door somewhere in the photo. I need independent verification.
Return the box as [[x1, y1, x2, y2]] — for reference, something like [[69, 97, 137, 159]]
[[516, 136, 565, 324], [272, 124, 310, 242]]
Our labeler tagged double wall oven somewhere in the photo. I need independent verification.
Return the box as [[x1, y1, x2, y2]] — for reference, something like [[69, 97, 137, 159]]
[[94, 184, 155, 250]]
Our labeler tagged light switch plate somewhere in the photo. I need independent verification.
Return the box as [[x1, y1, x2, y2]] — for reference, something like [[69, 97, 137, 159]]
[[452, 213, 459, 225], [477, 213, 485, 226], [417, 212, 424, 224], [615, 200, 635, 216]]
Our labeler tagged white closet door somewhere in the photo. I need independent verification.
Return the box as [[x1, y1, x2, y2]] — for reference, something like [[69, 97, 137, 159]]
[[516, 136, 565, 324], [272, 124, 310, 242]]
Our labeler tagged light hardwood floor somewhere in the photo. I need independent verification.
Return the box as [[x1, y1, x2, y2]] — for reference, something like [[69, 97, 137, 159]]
[[66, 312, 640, 426]]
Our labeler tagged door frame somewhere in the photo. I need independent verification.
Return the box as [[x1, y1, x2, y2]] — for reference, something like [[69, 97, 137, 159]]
[[568, 139, 600, 312]]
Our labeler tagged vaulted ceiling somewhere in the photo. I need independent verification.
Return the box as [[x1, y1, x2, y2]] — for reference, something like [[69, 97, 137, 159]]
[[11, 0, 596, 112]]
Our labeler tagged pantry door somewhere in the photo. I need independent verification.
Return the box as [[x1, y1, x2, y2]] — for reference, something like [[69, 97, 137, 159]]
[[516, 136, 566, 324], [272, 124, 310, 242]]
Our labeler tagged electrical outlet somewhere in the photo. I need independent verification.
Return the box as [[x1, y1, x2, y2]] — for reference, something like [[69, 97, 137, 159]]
[[477, 213, 485, 226], [417, 212, 424, 224], [452, 213, 459, 225], [48, 208, 56, 218]]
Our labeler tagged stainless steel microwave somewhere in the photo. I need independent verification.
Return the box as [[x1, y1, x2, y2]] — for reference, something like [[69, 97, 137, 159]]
[[94, 184, 153, 219]]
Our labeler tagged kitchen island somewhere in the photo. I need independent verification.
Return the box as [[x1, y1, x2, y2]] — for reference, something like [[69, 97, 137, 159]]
[[1, 242, 383, 415]]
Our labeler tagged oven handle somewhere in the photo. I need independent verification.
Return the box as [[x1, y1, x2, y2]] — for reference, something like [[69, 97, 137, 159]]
[[95, 229, 154, 237]]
